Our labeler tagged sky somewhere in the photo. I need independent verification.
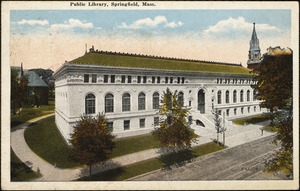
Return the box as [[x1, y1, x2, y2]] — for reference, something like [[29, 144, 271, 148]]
[[10, 9, 291, 71]]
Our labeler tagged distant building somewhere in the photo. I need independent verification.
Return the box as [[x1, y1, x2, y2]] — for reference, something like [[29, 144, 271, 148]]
[[12, 63, 49, 105], [54, 27, 267, 143], [247, 23, 262, 70]]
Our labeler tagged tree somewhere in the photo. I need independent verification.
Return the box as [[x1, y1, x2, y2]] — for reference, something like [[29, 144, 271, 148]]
[[11, 69, 19, 115], [69, 114, 116, 176], [212, 108, 222, 144], [252, 47, 293, 176], [152, 88, 198, 152]]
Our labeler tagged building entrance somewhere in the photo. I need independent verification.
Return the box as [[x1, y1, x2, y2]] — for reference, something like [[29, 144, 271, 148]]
[[198, 89, 205, 113]]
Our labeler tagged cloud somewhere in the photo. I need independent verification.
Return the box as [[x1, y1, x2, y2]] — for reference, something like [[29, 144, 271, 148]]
[[117, 16, 183, 29], [17, 19, 49, 26], [203, 17, 281, 34], [51, 18, 94, 30]]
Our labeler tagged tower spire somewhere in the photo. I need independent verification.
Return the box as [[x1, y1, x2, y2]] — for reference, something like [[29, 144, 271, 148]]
[[21, 62, 24, 77], [247, 22, 261, 69]]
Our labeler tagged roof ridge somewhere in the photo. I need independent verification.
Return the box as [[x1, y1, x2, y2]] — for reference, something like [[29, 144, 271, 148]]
[[88, 49, 243, 67]]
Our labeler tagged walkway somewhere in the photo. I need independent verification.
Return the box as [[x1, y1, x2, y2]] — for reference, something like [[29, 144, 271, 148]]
[[11, 114, 275, 181]]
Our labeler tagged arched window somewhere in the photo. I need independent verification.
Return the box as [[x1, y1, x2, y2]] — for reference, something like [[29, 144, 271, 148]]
[[253, 90, 257, 101], [178, 92, 184, 107], [247, 90, 250, 102], [122, 93, 130, 112], [85, 93, 95, 114], [240, 90, 244, 102], [217, 90, 222, 104], [153, 92, 160, 109], [138, 92, 146, 110], [225, 90, 230, 103], [233, 90, 237, 103], [105, 93, 114, 113]]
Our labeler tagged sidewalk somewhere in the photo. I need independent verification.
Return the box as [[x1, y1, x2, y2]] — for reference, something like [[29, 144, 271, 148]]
[[11, 114, 275, 181]]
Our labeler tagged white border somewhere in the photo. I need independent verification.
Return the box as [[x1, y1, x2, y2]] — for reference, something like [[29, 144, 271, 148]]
[[1, 1, 299, 190]]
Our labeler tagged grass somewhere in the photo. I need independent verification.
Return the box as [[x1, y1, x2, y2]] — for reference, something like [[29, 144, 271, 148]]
[[78, 142, 224, 181], [263, 125, 278, 132], [232, 113, 271, 125], [11, 100, 55, 127], [24, 116, 81, 169], [71, 52, 251, 75], [11, 149, 41, 181], [112, 134, 160, 158]]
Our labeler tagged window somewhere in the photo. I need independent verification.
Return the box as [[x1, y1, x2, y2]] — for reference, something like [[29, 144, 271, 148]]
[[140, 118, 145, 128], [85, 93, 95, 114], [104, 75, 108, 83], [124, 120, 130, 130], [152, 76, 155, 83], [234, 108, 237, 115], [170, 77, 173, 84], [241, 107, 244, 114], [254, 106, 256, 112], [226, 109, 229, 116], [247, 90, 250, 102], [105, 93, 114, 113], [84, 74, 89, 83], [178, 92, 184, 107], [165, 77, 168, 83], [107, 122, 113, 132], [240, 90, 244, 102], [233, 90, 237, 103], [153, 92, 160, 109], [157, 77, 160, 84], [217, 90, 222, 104], [138, 92, 146, 110], [182, 77, 185, 84], [91, 74, 97, 83], [128, 76, 132, 83], [253, 90, 256, 101], [177, 77, 180, 84], [143, 76, 147, 83], [137, 76, 141, 83], [154, 117, 159, 127], [189, 101, 192, 107], [226, 90, 229, 103], [122, 93, 130, 112], [111, 75, 115, 83], [121, 75, 126, 83], [248, 107, 250, 113]]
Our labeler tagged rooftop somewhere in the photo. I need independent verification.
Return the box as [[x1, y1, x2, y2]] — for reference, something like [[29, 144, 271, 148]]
[[69, 49, 251, 75]]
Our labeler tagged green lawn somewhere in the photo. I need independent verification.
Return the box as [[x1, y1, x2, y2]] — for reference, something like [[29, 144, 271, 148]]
[[11, 100, 54, 127], [78, 142, 224, 181], [24, 116, 81, 169], [11, 149, 41, 181], [112, 134, 160, 158], [262, 125, 278, 132], [232, 114, 271, 125]]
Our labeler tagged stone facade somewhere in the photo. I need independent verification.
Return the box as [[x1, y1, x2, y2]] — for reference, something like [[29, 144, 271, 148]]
[[54, 61, 265, 143]]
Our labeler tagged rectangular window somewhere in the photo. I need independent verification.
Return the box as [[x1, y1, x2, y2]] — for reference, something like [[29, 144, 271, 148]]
[[128, 76, 132, 83], [137, 76, 141, 83], [91, 74, 97, 83], [107, 122, 113, 132], [170, 77, 173, 84], [165, 77, 168, 83], [189, 101, 192, 107], [140, 118, 145, 128], [182, 77, 185, 84], [178, 77, 180, 84], [254, 106, 256, 112], [157, 77, 160, 84], [111, 75, 115, 83], [248, 107, 250, 113], [152, 76, 155, 83], [234, 108, 237, 115], [104, 75, 108, 83], [154, 117, 159, 127], [124, 120, 130, 130], [84, 74, 89, 83], [241, 107, 244, 114], [143, 76, 147, 83], [121, 75, 126, 83], [226, 109, 229, 116]]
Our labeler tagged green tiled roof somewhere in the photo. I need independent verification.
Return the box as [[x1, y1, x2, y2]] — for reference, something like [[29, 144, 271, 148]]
[[70, 51, 251, 75]]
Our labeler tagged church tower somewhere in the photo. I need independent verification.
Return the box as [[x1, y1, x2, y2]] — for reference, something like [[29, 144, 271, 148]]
[[247, 23, 262, 70]]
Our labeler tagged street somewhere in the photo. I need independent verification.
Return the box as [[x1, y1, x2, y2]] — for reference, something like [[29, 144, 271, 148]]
[[130, 135, 290, 180]]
